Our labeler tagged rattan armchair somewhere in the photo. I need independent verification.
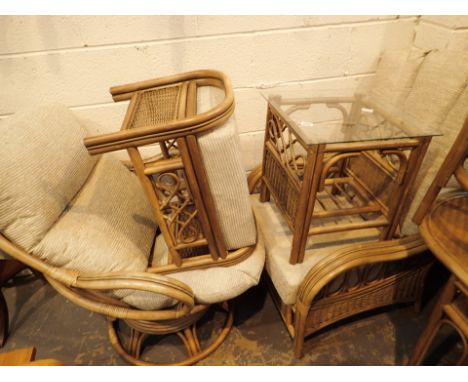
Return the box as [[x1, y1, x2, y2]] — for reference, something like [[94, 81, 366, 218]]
[[0, 70, 265, 365], [250, 48, 468, 359]]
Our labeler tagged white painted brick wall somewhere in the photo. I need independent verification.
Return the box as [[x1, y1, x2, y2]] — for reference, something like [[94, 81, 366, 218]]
[[0, 15, 430, 170]]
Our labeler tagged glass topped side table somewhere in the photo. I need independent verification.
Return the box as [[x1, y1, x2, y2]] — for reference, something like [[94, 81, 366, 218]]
[[259, 89, 440, 264]]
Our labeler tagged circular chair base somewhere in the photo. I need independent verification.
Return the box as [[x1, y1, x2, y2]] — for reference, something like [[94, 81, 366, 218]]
[[107, 302, 234, 366]]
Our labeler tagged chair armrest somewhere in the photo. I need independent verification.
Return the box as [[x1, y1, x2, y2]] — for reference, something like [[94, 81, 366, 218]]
[[45, 270, 195, 321], [0, 234, 194, 321], [296, 235, 427, 307]]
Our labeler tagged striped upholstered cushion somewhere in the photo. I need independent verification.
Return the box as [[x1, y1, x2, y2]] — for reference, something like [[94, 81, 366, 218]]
[[399, 50, 468, 234], [402, 85, 468, 235], [32, 155, 156, 275], [0, 104, 158, 309], [401, 50, 468, 135], [196, 86, 256, 250], [0, 104, 98, 250]]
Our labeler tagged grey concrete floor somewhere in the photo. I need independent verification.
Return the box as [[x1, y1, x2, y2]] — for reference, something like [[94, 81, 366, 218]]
[[0, 267, 462, 366]]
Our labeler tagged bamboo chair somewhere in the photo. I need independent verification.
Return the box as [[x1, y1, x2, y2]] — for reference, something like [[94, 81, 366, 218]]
[[408, 117, 468, 365], [0, 70, 264, 365], [249, 48, 468, 358]]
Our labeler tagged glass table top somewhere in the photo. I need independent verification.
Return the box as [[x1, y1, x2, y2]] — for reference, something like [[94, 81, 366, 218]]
[[261, 88, 441, 145]]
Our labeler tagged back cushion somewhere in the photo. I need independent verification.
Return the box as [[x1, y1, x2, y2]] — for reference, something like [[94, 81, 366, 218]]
[[400, 50, 468, 234], [401, 50, 468, 134], [369, 48, 428, 112], [196, 86, 256, 250], [0, 104, 97, 250], [402, 85, 468, 234], [32, 155, 156, 274]]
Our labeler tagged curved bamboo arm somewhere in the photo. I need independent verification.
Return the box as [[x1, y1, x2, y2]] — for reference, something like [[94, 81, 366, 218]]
[[296, 235, 427, 308], [46, 271, 195, 321], [0, 234, 195, 321], [247, 165, 263, 194]]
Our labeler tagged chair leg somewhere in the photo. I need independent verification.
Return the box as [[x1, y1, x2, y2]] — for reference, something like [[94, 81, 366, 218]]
[[293, 301, 308, 359], [408, 275, 456, 365]]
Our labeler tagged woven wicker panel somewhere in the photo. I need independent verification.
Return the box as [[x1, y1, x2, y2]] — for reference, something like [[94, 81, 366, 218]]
[[129, 85, 181, 129], [305, 262, 430, 334], [347, 154, 396, 208], [263, 148, 300, 223]]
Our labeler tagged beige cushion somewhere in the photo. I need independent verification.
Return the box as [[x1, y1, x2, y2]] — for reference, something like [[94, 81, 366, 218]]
[[32, 155, 157, 308], [33, 155, 156, 272], [123, 230, 265, 310], [197, 86, 256, 249], [369, 48, 428, 112], [251, 195, 379, 305], [402, 85, 468, 234], [401, 50, 468, 135], [398, 50, 468, 234], [0, 104, 97, 250]]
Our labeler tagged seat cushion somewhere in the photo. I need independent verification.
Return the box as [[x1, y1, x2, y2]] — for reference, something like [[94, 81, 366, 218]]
[[0, 104, 97, 250], [369, 48, 428, 113], [196, 86, 257, 250], [251, 195, 379, 305], [122, 229, 265, 310], [32, 155, 157, 307]]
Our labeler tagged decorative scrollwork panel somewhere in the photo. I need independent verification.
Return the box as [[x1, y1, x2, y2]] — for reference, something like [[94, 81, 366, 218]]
[[266, 106, 307, 184], [150, 169, 205, 248]]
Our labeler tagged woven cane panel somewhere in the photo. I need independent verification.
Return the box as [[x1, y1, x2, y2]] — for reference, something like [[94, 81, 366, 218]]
[[306, 258, 431, 335], [347, 154, 396, 208], [305, 263, 429, 334], [130, 85, 181, 129], [264, 147, 300, 224]]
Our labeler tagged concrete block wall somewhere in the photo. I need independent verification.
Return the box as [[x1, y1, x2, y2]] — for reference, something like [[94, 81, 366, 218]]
[[0, 15, 431, 170], [413, 16, 468, 51]]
